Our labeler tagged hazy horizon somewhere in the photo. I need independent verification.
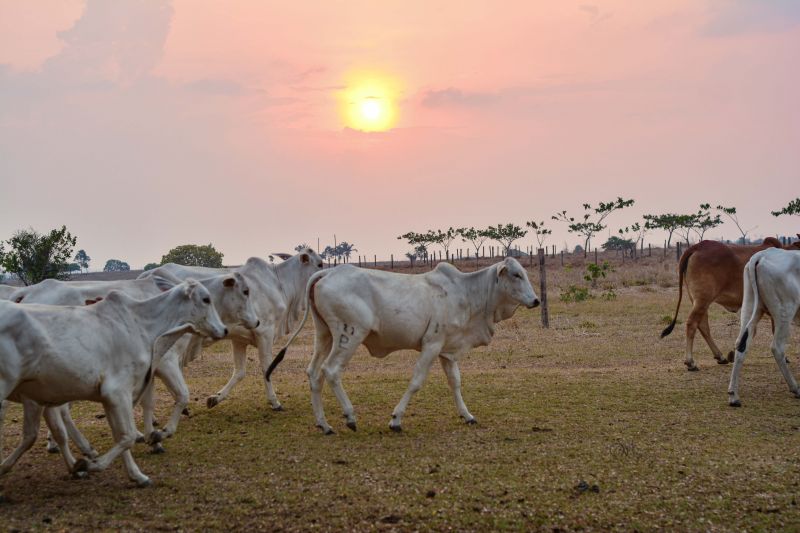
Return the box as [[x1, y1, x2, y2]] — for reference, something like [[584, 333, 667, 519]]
[[1, 1, 798, 269]]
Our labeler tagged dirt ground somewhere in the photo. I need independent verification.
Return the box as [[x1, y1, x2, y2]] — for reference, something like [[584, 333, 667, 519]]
[[2, 256, 800, 531]]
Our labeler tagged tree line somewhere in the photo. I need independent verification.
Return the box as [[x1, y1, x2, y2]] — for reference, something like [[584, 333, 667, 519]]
[[1, 198, 797, 285]]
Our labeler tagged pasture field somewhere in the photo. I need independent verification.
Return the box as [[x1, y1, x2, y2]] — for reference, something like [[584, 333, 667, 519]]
[[2, 258, 800, 531]]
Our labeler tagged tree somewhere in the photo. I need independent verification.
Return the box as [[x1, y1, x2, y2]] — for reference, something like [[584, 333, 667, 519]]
[[642, 213, 684, 248], [398, 229, 456, 259], [161, 244, 224, 267], [602, 236, 635, 256], [336, 242, 357, 262], [67, 262, 82, 273], [143, 262, 159, 271], [485, 223, 528, 256], [74, 249, 91, 273], [692, 204, 722, 241], [553, 197, 635, 252], [772, 198, 800, 217], [618, 222, 648, 250], [716, 205, 754, 244], [104, 259, 130, 272], [0, 226, 77, 286], [457, 227, 492, 257], [526, 221, 552, 249]]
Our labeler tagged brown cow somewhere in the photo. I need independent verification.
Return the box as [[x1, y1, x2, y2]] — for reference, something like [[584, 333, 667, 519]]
[[661, 238, 784, 371]]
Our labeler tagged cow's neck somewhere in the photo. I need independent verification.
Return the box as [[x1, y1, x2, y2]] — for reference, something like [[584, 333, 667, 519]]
[[274, 257, 305, 314], [459, 266, 516, 339], [125, 291, 196, 355]]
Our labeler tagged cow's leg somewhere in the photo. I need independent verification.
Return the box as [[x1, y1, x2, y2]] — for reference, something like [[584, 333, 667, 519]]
[[43, 406, 77, 473], [60, 404, 98, 459], [307, 321, 334, 434], [390, 343, 443, 432], [770, 318, 800, 397], [207, 340, 246, 408], [728, 307, 764, 406], [684, 304, 708, 371], [439, 357, 476, 424], [153, 355, 190, 446], [139, 380, 161, 451], [0, 400, 6, 463], [77, 393, 149, 486], [321, 326, 367, 432], [0, 400, 43, 476], [697, 314, 728, 364], [256, 333, 283, 411]]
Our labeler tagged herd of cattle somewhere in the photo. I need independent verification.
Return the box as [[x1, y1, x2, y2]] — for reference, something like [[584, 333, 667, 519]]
[[0, 239, 798, 488]]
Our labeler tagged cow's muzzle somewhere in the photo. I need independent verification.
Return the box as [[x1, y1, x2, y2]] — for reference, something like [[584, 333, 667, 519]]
[[527, 299, 541, 309]]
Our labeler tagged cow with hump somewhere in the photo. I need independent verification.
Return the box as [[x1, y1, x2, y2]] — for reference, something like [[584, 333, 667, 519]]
[[0, 279, 227, 487], [140, 248, 323, 410], [267, 257, 540, 434], [5, 273, 258, 457], [660, 238, 785, 371], [728, 247, 800, 407]]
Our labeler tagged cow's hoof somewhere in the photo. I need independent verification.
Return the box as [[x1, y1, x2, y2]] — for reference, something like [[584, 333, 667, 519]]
[[793, 390, 800, 399], [135, 478, 152, 488], [729, 399, 742, 407], [182, 407, 190, 416], [686, 365, 699, 372], [727, 351, 735, 362], [135, 434, 146, 444], [147, 431, 163, 445], [206, 396, 220, 409], [389, 424, 402, 433], [47, 443, 61, 454], [346, 420, 357, 432], [152, 418, 160, 427], [271, 404, 284, 412], [149, 444, 166, 455], [716, 359, 729, 365], [465, 417, 478, 425], [324, 428, 335, 436], [71, 459, 90, 475], [71, 469, 88, 480]]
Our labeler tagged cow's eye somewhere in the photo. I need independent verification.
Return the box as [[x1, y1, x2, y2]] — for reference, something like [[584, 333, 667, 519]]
[[202, 297, 211, 304], [514, 273, 523, 280], [243, 289, 250, 296]]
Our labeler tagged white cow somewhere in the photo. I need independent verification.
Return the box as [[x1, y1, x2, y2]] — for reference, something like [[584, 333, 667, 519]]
[[0, 280, 227, 487], [268, 257, 540, 433], [140, 248, 323, 410], [728, 248, 800, 406], [7, 273, 258, 455], [0, 285, 15, 300]]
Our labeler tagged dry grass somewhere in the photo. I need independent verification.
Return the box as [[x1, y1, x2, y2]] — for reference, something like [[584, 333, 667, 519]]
[[2, 258, 800, 531]]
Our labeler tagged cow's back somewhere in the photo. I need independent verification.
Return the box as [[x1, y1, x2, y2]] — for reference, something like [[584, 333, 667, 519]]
[[684, 240, 780, 311]]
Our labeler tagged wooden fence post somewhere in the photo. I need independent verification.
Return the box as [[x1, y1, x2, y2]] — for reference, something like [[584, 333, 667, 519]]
[[594, 248, 598, 265], [374, 255, 377, 267], [676, 242, 681, 262], [538, 248, 549, 328], [391, 254, 394, 270], [560, 250, 564, 266]]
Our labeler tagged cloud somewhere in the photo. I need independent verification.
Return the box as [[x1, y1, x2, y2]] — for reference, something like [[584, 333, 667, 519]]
[[420, 88, 498, 108], [578, 4, 613, 25], [703, 0, 800, 36], [183, 78, 243, 95]]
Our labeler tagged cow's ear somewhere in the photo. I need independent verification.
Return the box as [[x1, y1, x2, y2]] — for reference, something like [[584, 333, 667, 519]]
[[496, 263, 507, 279], [301, 253, 310, 264], [183, 279, 198, 297], [152, 276, 175, 292], [223, 276, 236, 288]]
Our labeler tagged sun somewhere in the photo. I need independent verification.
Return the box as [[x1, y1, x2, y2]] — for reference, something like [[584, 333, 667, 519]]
[[340, 72, 400, 132]]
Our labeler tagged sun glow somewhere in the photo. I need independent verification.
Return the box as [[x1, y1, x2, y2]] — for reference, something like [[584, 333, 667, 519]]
[[340, 72, 400, 132]]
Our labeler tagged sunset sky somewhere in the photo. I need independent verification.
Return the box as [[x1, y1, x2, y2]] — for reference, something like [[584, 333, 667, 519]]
[[1, 1, 798, 268]]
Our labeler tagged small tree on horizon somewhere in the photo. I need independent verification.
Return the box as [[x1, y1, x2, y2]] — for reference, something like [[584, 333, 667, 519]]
[[143, 262, 159, 271], [161, 244, 224, 267], [553, 197, 635, 253], [103, 259, 130, 272], [0, 226, 77, 285], [485, 223, 528, 256], [74, 249, 91, 273], [526, 220, 552, 250], [457, 227, 492, 257], [643, 213, 683, 248], [771, 198, 800, 217], [716, 205, 754, 243]]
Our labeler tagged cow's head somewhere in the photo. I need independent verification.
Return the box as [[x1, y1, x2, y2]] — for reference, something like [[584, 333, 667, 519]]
[[496, 257, 540, 310], [214, 272, 259, 330], [296, 247, 324, 271], [180, 279, 227, 340]]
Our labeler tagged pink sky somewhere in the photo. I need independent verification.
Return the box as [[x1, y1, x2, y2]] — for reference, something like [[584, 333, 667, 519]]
[[1, 1, 798, 268]]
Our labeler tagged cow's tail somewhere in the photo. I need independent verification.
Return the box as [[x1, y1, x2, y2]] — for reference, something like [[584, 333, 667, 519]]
[[265, 270, 328, 382], [735, 257, 762, 355], [661, 245, 694, 338]]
